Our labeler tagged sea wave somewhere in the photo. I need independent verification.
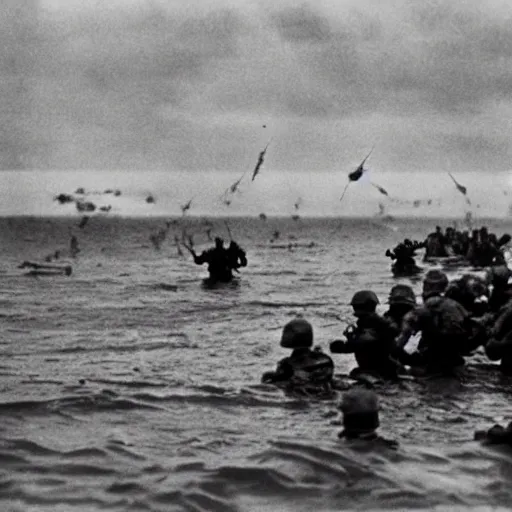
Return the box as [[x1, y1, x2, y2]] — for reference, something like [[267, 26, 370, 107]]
[[3, 217, 512, 511]]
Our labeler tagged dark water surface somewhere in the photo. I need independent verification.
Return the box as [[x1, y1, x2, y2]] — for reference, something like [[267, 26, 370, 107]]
[[2, 216, 512, 511]]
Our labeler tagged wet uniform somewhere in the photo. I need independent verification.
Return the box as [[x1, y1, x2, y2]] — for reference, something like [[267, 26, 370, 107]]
[[397, 296, 470, 372], [263, 317, 334, 397], [487, 265, 512, 313], [485, 300, 512, 373], [194, 244, 233, 282], [331, 312, 401, 379], [262, 347, 334, 396]]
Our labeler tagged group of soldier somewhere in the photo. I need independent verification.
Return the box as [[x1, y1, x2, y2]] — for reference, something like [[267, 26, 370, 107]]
[[189, 229, 512, 443], [424, 225, 511, 267], [385, 225, 512, 277], [261, 264, 512, 444]]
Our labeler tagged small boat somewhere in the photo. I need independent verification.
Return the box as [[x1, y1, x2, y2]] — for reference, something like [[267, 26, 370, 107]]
[[18, 261, 72, 276]]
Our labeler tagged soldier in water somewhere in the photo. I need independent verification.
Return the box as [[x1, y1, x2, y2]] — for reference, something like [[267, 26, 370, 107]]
[[337, 388, 397, 448], [262, 317, 334, 397], [191, 237, 232, 282], [190, 237, 248, 283], [330, 290, 403, 380], [394, 270, 471, 375]]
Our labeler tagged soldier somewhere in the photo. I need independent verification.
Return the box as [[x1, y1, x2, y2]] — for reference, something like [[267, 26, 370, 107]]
[[383, 284, 417, 330], [262, 317, 334, 397], [330, 291, 402, 380], [337, 388, 397, 447], [394, 270, 471, 375], [190, 237, 233, 283]]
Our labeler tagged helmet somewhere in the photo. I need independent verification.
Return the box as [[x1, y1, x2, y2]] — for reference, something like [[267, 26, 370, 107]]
[[460, 274, 488, 298], [350, 290, 379, 307], [280, 318, 313, 349], [388, 284, 416, 306], [422, 270, 448, 297], [339, 388, 380, 435]]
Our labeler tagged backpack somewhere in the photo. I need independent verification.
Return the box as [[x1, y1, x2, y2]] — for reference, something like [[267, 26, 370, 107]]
[[424, 296, 468, 340]]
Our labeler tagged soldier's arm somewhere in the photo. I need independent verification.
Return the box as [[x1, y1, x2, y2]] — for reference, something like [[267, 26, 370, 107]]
[[493, 305, 512, 339], [239, 251, 248, 267], [263, 358, 294, 383], [377, 315, 401, 339], [193, 250, 209, 265], [395, 309, 422, 349], [330, 339, 354, 353]]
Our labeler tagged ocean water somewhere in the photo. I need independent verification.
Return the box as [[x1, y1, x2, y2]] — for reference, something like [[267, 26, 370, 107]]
[[3, 215, 512, 512]]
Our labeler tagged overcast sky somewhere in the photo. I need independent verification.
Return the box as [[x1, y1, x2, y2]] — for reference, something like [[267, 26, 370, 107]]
[[2, 0, 512, 216]]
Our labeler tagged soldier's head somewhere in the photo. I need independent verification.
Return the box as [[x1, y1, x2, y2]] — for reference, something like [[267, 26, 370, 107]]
[[350, 290, 379, 317], [280, 317, 313, 349], [422, 270, 448, 300], [339, 388, 380, 438], [214, 237, 224, 249], [387, 284, 416, 314]]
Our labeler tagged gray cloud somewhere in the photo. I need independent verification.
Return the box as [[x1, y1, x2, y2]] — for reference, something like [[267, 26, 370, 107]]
[[272, 5, 332, 43], [0, 0, 511, 173]]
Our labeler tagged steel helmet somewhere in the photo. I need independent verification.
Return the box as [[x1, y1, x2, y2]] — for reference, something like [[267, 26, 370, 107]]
[[422, 269, 448, 297], [339, 388, 380, 435], [350, 290, 379, 307], [388, 284, 417, 306], [280, 317, 313, 349]]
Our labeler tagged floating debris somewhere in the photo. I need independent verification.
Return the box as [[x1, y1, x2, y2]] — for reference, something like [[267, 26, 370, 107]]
[[76, 201, 96, 213], [44, 250, 61, 262], [146, 195, 155, 204], [174, 235, 184, 256], [54, 193, 75, 205], [371, 183, 388, 196], [18, 261, 72, 276], [70, 236, 80, 258], [150, 229, 167, 251], [78, 216, 90, 229], [270, 230, 280, 243]]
